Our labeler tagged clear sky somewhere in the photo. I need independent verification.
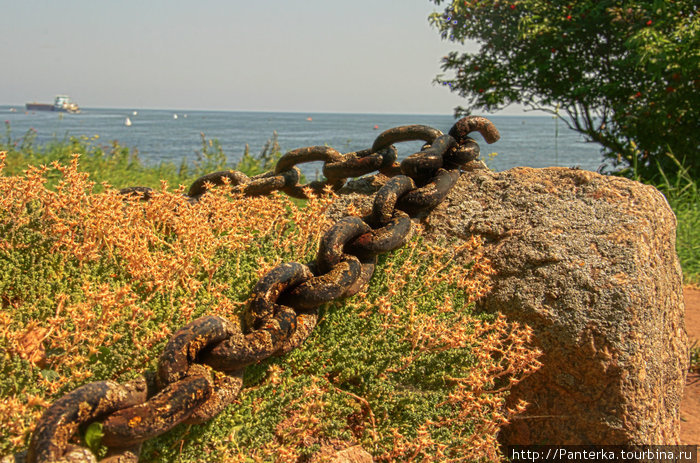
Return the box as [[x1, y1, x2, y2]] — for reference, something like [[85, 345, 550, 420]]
[[1, 1, 528, 115]]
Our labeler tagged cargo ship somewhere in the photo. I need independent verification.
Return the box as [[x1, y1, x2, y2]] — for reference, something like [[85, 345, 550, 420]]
[[25, 95, 80, 113]]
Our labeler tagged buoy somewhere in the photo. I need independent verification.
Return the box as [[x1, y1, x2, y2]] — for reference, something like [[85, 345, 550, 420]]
[[306, 117, 312, 121], [373, 125, 379, 130]]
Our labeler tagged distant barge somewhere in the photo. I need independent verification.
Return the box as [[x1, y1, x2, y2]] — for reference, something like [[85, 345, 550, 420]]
[[26, 95, 80, 113]]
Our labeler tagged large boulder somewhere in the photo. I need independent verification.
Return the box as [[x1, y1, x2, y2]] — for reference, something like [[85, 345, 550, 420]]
[[423, 165, 688, 445], [332, 164, 688, 445]]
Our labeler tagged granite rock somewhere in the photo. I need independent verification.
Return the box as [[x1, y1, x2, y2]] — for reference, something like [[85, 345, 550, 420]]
[[424, 166, 688, 445]]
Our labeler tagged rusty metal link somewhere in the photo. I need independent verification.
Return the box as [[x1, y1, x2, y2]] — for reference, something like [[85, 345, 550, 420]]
[[443, 137, 480, 169], [368, 175, 416, 226], [448, 115, 501, 145], [312, 216, 378, 298], [396, 168, 461, 216], [184, 369, 244, 425], [153, 316, 246, 424], [26, 378, 148, 463], [188, 170, 250, 197], [370, 124, 443, 152], [202, 262, 315, 372], [346, 212, 413, 259], [200, 309, 296, 372], [400, 134, 456, 183], [187, 168, 302, 199], [316, 216, 372, 274], [322, 145, 397, 179], [242, 168, 300, 196], [340, 176, 417, 261], [202, 311, 320, 370], [244, 262, 315, 329], [338, 254, 376, 299], [118, 186, 154, 201], [101, 364, 213, 447], [157, 315, 236, 389], [275, 146, 347, 198], [279, 259, 363, 309], [15, 115, 500, 463]]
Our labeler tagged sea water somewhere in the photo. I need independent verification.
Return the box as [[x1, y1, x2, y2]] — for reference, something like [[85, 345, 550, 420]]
[[2, 106, 606, 178]]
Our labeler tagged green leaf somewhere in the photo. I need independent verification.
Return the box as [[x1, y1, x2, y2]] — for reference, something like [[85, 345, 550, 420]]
[[39, 369, 60, 382], [84, 422, 103, 452]]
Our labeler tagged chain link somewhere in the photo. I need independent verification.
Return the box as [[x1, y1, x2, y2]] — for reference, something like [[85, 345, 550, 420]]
[[9, 116, 500, 463]]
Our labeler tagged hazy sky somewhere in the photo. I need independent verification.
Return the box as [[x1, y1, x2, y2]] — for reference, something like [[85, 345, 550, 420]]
[[1, 1, 527, 115]]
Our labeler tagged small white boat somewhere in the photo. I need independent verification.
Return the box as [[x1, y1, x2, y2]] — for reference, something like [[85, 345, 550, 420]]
[[173, 114, 178, 119], [125, 117, 132, 127], [132, 111, 138, 116]]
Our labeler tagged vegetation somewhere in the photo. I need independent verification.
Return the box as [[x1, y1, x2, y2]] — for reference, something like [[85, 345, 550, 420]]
[[0, 134, 541, 461], [0, 111, 695, 460], [641, 152, 700, 285], [429, 0, 699, 180], [3, 123, 186, 190], [690, 341, 700, 374], [2, 122, 282, 190]]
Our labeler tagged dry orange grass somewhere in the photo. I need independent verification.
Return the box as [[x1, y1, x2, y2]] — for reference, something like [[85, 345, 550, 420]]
[[0, 152, 334, 454], [0, 152, 541, 462]]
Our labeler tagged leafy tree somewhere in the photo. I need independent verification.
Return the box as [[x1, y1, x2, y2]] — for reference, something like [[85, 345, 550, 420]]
[[429, 0, 699, 179]]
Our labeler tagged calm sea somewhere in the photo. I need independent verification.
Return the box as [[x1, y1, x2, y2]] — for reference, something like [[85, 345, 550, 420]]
[[1, 106, 606, 177]]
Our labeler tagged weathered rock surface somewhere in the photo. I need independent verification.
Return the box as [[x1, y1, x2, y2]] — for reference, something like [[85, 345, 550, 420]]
[[310, 444, 373, 463], [332, 165, 688, 445]]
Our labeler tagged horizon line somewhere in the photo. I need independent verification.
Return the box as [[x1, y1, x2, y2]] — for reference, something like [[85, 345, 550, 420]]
[[2, 103, 550, 118]]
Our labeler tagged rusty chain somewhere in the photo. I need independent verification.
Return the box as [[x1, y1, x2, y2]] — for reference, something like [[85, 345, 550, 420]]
[[4, 116, 500, 463]]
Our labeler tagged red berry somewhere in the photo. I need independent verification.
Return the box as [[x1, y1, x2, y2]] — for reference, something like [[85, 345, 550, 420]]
[[566, 15, 572, 20], [510, 4, 516, 9], [646, 20, 652, 25]]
